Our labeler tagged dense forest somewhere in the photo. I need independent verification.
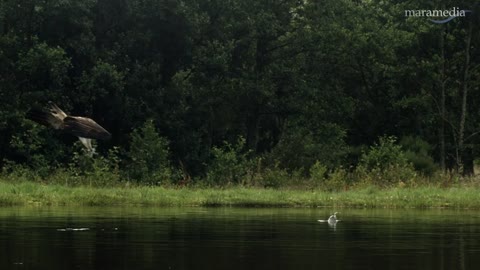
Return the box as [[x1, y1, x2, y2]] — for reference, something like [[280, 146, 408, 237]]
[[1, 0, 480, 186]]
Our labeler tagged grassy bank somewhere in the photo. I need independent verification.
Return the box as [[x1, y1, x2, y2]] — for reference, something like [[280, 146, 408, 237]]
[[1, 180, 480, 209]]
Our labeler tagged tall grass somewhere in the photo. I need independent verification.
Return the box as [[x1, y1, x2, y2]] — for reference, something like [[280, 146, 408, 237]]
[[1, 180, 480, 208], [2, 135, 479, 208]]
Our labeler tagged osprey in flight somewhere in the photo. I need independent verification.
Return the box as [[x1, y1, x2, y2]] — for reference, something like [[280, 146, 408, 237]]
[[27, 102, 111, 153]]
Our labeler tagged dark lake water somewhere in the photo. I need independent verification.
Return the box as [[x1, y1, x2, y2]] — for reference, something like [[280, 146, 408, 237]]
[[1, 207, 480, 270]]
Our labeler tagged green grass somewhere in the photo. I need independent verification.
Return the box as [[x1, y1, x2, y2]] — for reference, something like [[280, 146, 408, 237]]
[[1, 180, 480, 208]]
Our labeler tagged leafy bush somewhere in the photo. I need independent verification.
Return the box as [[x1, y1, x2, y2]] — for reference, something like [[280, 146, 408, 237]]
[[67, 144, 122, 186], [257, 165, 291, 188], [309, 161, 348, 191], [359, 136, 409, 170], [354, 163, 417, 187], [9, 119, 68, 177], [205, 137, 255, 185], [399, 136, 437, 176], [324, 168, 348, 191], [309, 161, 328, 186], [126, 120, 172, 185], [0, 160, 42, 182], [357, 136, 417, 186], [265, 124, 348, 172]]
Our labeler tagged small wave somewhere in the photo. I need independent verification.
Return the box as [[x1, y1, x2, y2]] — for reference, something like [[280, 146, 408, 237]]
[[57, 228, 90, 232]]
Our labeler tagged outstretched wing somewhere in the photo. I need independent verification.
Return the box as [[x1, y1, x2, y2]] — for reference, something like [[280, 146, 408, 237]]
[[26, 108, 64, 129], [63, 116, 111, 140]]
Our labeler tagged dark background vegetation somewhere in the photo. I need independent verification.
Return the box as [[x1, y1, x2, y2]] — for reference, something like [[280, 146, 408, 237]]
[[1, 0, 480, 186]]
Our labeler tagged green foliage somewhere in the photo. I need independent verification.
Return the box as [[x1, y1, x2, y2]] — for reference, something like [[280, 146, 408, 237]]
[[205, 137, 254, 185], [354, 163, 417, 187], [17, 42, 71, 91], [359, 136, 409, 171], [78, 60, 125, 103], [8, 118, 68, 177], [257, 165, 291, 188], [357, 136, 417, 186], [324, 168, 348, 191], [267, 123, 348, 171], [9, 123, 51, 176], [309, 161, 327, 186], [310, 161, 348, 191], [67, 145, 122, 187], [2, 0, 480, 186], [126, 120, 172, 185], [2, 180, 480, 208], [0, 160, 43, 182], [399, 136, 437, 176]]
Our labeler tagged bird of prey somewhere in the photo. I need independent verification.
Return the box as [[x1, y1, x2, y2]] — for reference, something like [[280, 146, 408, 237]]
[[27, 101, 111, 153]]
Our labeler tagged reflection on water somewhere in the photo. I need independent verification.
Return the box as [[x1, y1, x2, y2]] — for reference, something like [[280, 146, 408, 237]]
[[1, 207, 480, 270]]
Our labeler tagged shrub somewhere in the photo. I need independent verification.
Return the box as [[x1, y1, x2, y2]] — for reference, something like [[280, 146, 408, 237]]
[[356, 136, 417, 186], [309, 161, 328, 186], [354, 163, 417, 187], [324, 168, 348, 191], [399, 136, 437, 176], [0, 159, 42, 182], [9, 120, 66, 178], [67, 144, 122, 186], [359, 136, 408, 170], [258, 165, 290, 188], [126, 120, 172, 185], [205, 137, 255, 185], [265, 124, 348, 172]]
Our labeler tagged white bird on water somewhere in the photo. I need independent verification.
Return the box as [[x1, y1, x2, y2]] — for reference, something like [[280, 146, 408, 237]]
[[318, 212, 340, 225]]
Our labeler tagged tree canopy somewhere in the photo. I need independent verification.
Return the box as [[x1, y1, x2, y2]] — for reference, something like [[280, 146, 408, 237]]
[[1, 0, 480, 183]]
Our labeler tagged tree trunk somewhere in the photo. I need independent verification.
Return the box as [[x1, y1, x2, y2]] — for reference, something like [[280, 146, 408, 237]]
[[246, 111, 259, 151], [458, 18, 473, 175], [462, 147, 474, 176], [439, 25, 446, 172]]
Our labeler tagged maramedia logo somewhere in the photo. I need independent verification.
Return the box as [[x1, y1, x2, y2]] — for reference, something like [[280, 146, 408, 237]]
[[405, 7, 472, 24]]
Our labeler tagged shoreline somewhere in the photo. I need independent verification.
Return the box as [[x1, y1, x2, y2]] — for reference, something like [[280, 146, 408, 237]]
[[1, 181, 479, 209]]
